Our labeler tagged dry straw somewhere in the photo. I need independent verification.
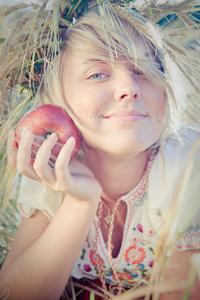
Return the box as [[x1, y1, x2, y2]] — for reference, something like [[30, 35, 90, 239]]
[[0, 0, 200, 298]]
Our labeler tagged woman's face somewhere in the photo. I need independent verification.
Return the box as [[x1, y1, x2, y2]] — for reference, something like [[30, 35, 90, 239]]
[[62, 40, 166, 158]]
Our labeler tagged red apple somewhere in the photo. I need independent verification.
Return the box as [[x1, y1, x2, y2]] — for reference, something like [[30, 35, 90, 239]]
[[15, 104, 82, 163]]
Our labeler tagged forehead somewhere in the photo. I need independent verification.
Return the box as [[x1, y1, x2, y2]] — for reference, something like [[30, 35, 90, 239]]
[[62, 36, 157, 69], [62, 10, 158, 64]]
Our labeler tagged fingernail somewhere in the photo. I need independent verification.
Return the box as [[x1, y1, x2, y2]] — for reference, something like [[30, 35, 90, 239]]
[[21, 126, 29, 137], [68, 136, 76, 146]]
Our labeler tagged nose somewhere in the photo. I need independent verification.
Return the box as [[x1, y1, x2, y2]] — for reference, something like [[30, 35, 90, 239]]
[[114, 70, 140, 102]]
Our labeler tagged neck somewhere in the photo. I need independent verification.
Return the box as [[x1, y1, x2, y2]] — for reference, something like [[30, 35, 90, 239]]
[[84, 150, 148, 202]]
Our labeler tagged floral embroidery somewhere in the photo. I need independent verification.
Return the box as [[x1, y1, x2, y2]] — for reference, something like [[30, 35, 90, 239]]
[[131, 235, 140, 243], [124, 244, 146, 264], [121, 148, 159, 206], [149, 247, 154, 254], [132, 223, 156, 248], [90, 250, 104, 267], [176, 226, 200, 250], [146, 227, 155, 236], [130, 263, 147, 278], [113, 271, 133, 281], [137, 223, 143, 233], [73, 147, 159, 286], [80, 248, 86, 260], [84, 264, 92, 272], [103, 268, 113, 276], [122, 263, 148, 278], [149, 261, 154, 268]]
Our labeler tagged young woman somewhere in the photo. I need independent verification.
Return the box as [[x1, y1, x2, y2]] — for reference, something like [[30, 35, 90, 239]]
[[0, 4, 200, 299]]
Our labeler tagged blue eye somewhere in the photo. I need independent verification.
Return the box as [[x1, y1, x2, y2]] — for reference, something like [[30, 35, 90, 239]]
[[91, 73, 103, 79], [134, 70, 144, 76], [88, 73, 107, 80]]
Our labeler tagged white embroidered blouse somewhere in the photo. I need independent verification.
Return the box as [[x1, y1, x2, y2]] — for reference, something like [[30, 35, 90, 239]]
[[17, 126, 200, 287]]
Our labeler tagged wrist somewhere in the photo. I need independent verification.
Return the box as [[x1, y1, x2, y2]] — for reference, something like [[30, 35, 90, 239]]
[[62, 193, 100, 212]]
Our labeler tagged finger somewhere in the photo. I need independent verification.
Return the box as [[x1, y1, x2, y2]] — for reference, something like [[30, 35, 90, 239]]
[[17, 130, 39, 180], [33, 133, 58, 183], [56, 136, 76, 167], [7, 129, 18, 168], [54, 137, 76, 188]]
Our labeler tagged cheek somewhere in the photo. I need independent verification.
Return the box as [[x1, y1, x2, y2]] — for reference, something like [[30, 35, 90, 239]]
[[65, 94, 99, 128], [155, 109, 165, 124], [63, 87, 90, 119], [65, 87, 107, 122], [151, 91, 166, 125]]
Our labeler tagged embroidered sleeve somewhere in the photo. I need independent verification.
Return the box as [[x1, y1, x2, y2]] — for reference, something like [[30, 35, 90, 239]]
[[175, 149, 200, 251], [175, 226, 200, 251], [174, 196, 200, 251]]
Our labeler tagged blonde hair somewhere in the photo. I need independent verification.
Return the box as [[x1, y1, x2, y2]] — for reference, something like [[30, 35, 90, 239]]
[[37, 4, 200, 148]]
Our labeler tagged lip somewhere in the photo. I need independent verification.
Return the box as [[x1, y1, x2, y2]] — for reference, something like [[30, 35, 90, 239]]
[[103, 110, 147, 122]]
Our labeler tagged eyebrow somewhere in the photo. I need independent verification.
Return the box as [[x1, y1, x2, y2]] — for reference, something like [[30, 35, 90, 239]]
[[79, 52, 157, 69], [80, 59, 108, 65], [77, 59, 112, 71]]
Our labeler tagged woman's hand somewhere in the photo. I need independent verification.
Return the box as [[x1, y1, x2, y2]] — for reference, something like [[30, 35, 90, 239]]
[[7, 129, 102, 201], [2, 129, 101, 300]]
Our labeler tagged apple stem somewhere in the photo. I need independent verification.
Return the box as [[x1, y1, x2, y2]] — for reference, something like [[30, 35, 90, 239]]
[[44, 132, 53, 139]]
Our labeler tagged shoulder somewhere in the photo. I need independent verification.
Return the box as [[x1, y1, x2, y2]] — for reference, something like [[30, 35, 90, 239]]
[[150, 125, 200, 189], [163, 124, 200, 166], [147, 125, 200, 231]]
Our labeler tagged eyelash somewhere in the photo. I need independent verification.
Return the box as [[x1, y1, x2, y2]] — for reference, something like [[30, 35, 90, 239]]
[[87, 72, 110, 80], [88, 73, 106, 80], [86, 69, 145, 80], [133, 70, 144, 76]]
